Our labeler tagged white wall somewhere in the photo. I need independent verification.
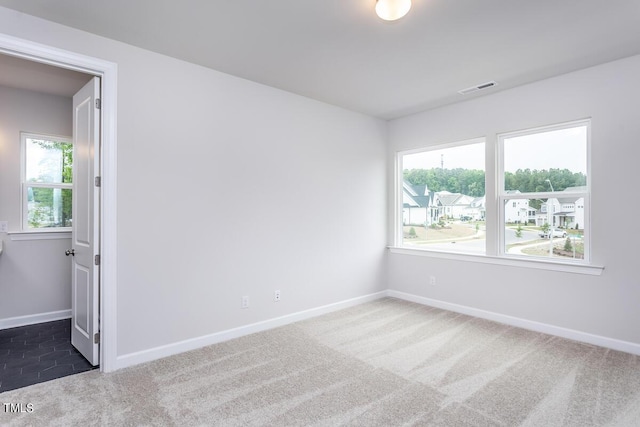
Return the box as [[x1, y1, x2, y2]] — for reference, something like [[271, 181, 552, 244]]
[[0, 7, 388, 359], [7, 5, 635, 365], [387, 55, 640, 346], [0, 85, 73, 324]]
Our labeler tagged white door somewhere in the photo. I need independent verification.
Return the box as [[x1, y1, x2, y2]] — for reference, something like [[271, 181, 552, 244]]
[[71, 77, 101, 365]]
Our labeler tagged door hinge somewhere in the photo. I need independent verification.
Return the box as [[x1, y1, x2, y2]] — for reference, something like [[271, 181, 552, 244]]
[[95, 176, 101, 187], [94, 254, 101, 265], [95, 98, 101, 109], [94, 332, 100, 344]]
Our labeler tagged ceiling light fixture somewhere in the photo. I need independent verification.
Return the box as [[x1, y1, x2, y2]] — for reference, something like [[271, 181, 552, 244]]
[[375, 0, 412, 21]]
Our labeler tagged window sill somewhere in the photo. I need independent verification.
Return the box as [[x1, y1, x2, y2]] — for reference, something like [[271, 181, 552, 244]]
[[9, 231, 72, 241], [388, 246, 604, 276]]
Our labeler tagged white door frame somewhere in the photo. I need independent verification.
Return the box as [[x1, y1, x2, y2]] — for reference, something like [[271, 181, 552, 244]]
[[0, 33, 118, 372]]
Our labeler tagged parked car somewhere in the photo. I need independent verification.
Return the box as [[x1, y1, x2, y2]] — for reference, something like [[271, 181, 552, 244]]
[[539, 228, 567, 238]]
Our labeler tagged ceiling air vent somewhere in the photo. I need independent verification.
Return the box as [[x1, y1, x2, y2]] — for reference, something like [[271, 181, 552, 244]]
[[458, 81, 498, 95]]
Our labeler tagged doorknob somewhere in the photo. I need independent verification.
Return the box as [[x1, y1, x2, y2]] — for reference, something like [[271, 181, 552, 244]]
[[65, 249, 75, 256]]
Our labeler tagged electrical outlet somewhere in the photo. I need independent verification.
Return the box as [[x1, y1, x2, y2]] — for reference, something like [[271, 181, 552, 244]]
[[274, 290, 281, 302], [429, 276, 436, 286], [241, 296, 250, 309], [0, 221, 8, 233]]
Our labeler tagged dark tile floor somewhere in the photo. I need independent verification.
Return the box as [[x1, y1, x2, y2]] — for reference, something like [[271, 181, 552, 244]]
[[0, 319, 98, 393]]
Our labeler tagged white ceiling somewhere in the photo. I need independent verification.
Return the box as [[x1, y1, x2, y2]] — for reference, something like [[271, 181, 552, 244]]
[[0, 0, 639, 119]]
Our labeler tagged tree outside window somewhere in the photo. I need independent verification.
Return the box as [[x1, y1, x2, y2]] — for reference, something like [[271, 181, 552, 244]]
[[22, 133, 73, 230]]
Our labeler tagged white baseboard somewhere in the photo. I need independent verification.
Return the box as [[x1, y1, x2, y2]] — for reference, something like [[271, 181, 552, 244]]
[[0, 309, 72, 330], [387, 290, 640, 356], [115, 291, 388, 370], [115, 288, 640, 370]]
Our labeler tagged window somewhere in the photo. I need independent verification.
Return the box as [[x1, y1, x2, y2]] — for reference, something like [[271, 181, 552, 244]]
[[21, 133, 73, 230], [499, 120, 589, 262], [396, 119, 590, 266], [399, 138, 485, 255]]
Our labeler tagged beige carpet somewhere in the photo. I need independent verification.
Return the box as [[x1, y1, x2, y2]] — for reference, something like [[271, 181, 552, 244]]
[[2, 298, 640, 426]]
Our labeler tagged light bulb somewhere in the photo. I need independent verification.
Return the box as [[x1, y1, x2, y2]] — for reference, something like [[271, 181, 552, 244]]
[[375, 0, 412, 21]]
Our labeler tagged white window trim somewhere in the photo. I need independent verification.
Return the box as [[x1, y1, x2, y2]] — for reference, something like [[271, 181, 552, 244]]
[[388, 246, 604, 275], [393, 119, 602, 275], [497, 119, 591, 263], [20, 132, 73, 232], [9, 231, 71, 241]]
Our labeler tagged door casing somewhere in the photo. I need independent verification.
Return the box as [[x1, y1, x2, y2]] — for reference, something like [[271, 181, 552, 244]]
[[0, 33, 118, 372]]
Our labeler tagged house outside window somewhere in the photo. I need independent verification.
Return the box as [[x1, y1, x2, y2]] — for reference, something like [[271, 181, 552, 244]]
[[499, 120, 589, 262], [396, 119, 590, 265], [399, 138, 485, 255], [21, 132, 73, 230]]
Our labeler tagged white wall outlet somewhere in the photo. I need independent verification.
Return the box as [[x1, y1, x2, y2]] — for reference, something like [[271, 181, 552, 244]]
[[0, 221, 8, 233], [429, 276, 436, 286], [274, 290, 281, 302], [241, 296, 250, 309]]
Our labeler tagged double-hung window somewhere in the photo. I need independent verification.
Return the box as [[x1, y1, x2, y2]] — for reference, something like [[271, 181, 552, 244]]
[[396, 119, 591, 266], [498, 120, 589, 262], [21, 132, 73, 230]]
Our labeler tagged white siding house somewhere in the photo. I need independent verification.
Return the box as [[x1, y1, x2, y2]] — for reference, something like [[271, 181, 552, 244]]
[[504, 191, 536, 224], [403, 182, 486, 224], [537, 187, 586, 230], [464, 196, 486, 221], [402, 182, 437, 226], [556, 186, 586, 230], [437, 192, 475, 219]]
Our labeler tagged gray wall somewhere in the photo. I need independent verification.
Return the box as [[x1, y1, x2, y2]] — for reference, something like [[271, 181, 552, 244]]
[[0, 7, 388, 357], [0, 85, 73, 323], [387, 54, 640, 346]]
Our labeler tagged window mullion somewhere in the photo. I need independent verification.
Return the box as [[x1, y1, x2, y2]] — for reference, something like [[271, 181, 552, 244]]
[[486, 134, 499, 257]]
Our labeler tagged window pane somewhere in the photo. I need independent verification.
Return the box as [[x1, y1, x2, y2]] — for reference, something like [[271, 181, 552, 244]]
[[401, 141, 485, 254], [502, 122, 588, 262], [504, 197, 584, 260], [26, 138, 73, 184], [503, 125, 587, 192], [27, 187, 72, 228]]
